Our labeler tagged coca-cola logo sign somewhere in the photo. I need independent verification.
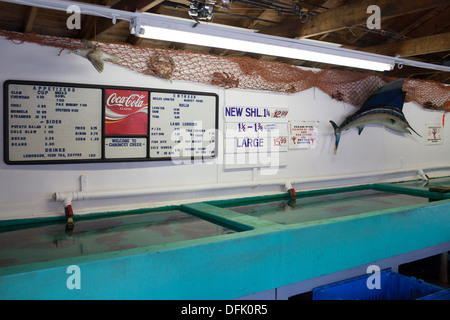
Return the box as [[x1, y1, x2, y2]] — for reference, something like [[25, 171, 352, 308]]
[[107, 93, 146, 109], [105, 89, 148, 114], [104, 89, 148, 135]]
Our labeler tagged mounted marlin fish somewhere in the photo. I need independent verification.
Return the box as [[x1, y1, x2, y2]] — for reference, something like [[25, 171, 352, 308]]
[[330, 78, 421, 154]]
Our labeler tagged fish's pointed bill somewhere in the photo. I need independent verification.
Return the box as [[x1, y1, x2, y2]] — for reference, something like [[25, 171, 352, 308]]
[[409, 125, 422, 137]]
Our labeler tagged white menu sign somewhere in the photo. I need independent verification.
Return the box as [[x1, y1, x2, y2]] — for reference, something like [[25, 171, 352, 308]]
[[104, 137, 147, 159], [225, 122, 288, 153], [149, 92, 217, 159], [6, 83, 102, 163]]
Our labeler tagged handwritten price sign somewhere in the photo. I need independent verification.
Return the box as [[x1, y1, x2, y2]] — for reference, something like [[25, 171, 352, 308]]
[[273, 137, 287, 147], [271, 109, 289, 118]]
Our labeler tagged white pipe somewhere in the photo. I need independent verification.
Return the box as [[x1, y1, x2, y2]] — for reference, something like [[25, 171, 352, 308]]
[[53, 178, 288, 203], [395, 57, 450, 73], [417, 168, 430, 181], [53, 165, 450, 205]]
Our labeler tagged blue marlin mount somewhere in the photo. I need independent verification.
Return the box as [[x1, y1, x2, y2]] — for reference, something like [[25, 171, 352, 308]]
[[330, 78, 421, 154]]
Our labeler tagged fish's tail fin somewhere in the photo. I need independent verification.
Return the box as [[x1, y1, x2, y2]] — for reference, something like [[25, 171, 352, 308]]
[[330, 121, 341, 155]]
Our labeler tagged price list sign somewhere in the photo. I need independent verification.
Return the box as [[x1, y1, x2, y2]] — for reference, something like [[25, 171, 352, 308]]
[[4, 81, 218, 164], [5, 81, 102, 164], [150, 92, 218, 159]]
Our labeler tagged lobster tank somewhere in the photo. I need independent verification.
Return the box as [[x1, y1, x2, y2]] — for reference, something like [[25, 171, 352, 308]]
[[1, 179, 449, 299], [0, 37, 449, 299], [0, 208, 238, 269]]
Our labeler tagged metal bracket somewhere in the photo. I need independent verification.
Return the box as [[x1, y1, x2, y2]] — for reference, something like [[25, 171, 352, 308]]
[[129, 17, 144, 36]]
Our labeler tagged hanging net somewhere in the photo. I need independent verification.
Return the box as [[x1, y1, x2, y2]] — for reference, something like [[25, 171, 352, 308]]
[[1, 29, 449, 111]]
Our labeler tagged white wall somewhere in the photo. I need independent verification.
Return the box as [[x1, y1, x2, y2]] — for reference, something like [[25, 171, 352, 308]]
[[1, 38, 449, 220]]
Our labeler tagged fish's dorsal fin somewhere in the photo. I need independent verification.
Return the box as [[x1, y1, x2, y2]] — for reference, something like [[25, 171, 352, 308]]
[[357, 126, 364, 135], [360, 79, 406, 112]]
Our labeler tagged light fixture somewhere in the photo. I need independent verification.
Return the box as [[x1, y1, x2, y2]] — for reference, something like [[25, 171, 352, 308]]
[[132, 14, 395, 72], [188, 0, 214, 22]]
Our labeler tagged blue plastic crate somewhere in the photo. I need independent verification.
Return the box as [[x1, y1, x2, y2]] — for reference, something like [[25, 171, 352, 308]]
[[313, 269, 444, 300], [418, 288, 450, 300]]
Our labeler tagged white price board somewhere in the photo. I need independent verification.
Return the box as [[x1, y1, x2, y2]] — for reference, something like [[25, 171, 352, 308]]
[[5, 82, 102, 163], [223, 107, 288, 169], [149, 92, 218, 159], [225, 122, 288, 153]]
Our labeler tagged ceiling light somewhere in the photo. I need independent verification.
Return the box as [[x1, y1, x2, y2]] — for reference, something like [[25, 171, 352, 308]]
[[133, 14, 395, 72]]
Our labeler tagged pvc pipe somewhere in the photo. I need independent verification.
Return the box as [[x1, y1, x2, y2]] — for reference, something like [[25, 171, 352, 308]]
[[53, 165, 450, 206], [53, 178, 288, 203], [418, 168, 430, 181]]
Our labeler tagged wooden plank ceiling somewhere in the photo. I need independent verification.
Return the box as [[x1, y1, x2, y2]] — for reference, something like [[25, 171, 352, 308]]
[[0, 0, 449, 83]]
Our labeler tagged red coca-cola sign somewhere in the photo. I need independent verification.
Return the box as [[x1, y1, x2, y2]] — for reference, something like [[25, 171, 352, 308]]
[[105, 89, 148, 135], [106, 92, 146, 111]]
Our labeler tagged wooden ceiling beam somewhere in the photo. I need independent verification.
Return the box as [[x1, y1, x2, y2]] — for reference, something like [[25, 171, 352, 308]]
[[23, 6, 38, 33], [110, 0, 166, 13], [78, 0, 108, 39], [248, 9, 282, 29], [358, 32, 450, 57], [299, 0, 448, 39], [404, 6, 450, 38], [350, 6, 448, 50], [260, 0, 448, 39], [440, 74, 450, 83], [390, 6, 448, 41]]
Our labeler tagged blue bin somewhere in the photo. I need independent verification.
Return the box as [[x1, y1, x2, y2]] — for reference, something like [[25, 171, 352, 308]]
[[418, 288, 450, 300], [313, 269, 444, 300]]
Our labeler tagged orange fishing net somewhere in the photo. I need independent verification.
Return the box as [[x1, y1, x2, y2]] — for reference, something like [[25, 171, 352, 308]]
[[1, 29, 449, 111]]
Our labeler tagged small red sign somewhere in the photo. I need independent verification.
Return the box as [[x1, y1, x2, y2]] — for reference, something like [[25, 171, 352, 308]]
[[105, 89, 148, 135]]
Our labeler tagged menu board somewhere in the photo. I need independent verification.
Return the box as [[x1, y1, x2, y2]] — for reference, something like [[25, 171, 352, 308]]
[[4, 80, 218, 164], [150, 92, 217, 159], [5, 82, 102, 163]]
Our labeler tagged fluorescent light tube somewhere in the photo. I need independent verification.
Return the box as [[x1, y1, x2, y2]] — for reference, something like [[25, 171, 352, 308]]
[[138, 25, 395, 72]]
